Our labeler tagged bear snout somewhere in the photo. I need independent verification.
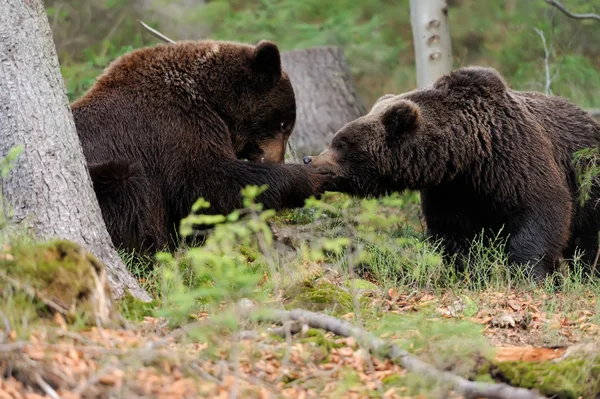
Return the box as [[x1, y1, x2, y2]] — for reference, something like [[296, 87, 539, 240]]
[[303, 156, 312, 164]]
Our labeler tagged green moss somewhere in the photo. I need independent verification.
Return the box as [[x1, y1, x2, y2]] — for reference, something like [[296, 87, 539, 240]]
[[299, 328, 344, 352], [342, 278, 379, 291], [118, 293, 159, 321], [0, 239, 119, 327], [381, 374, 404, 385], [490, 358, 600, 399], [273, 208, 317, 225], [285, 282, 373, 317], [239, 245, 262, 263]]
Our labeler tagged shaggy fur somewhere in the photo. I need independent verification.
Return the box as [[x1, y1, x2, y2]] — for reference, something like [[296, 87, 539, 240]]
[[304, 66, 600, 281], [72, 40, 325, 255]]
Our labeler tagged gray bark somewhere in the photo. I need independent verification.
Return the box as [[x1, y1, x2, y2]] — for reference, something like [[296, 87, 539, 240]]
[[410, 0, 453, 88], [0, 0, 151, 302], [281, 46, 366, 161]]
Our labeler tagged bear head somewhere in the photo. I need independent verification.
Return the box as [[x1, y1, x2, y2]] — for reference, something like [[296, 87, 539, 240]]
[[302, 93, 423, 196], [226, 40, 297, 164], [89, 39, 296, 165], [302, 66, 511, 195]]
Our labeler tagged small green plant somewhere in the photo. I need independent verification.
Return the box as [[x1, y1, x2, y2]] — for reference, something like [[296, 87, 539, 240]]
[[573, 147, 600, 207], [155, 185, 275, 330], [0, 145, 24, 231]]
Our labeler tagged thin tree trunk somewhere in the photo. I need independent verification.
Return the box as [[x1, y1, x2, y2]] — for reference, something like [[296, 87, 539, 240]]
[[588, 109, 600, 121], [410, 0, 453, 88], [0, 0, 151, 302], [281, 46, 366, 161]]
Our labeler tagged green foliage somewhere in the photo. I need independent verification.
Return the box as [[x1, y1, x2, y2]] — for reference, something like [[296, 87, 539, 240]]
[[155, 186, 273, 326], [54, 1, 600, 108]]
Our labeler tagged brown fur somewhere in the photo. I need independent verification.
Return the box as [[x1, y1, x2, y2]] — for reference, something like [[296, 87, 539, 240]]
[[73, 40, 325, 255], [305, 66, 600, 281]]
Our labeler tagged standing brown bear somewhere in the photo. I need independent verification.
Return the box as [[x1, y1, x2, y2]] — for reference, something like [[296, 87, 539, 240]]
[[304, 66, 600, 281], [72, 40, 325, 255]]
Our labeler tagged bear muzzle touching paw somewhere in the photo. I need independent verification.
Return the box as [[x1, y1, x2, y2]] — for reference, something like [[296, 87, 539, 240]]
[[304, 66, 600, 283], [254, 131, 290, 164]]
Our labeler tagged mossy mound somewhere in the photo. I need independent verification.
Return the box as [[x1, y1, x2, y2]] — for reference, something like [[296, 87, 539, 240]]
[[0, 239, 120, 330], [489, 357, 600, 399]]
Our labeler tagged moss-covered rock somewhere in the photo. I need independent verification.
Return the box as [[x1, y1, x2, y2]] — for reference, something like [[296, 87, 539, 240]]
[[0, 239, 121, 330]]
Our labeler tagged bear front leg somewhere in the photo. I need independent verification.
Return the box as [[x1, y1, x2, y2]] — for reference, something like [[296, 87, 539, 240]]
[[175, 160, 326, 221], [564, 223, 600, 277], [507, 214, 566, 283], [426, 228, 472, 273]]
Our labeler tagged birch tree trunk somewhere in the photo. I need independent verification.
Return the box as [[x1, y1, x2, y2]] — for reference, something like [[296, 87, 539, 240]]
[[410, 0, 453, 88], [0, 0, 151, 302], [282, 47, 366, 161]]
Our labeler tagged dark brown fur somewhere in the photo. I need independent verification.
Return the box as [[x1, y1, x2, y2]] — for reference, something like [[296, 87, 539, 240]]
[[72, 40, 325, 255], [304, 66, 600, 281]]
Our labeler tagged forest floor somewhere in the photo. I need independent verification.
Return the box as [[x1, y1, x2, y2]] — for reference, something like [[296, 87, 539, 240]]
[[2, 194, 600, 399], [1, 285, 599, 399]]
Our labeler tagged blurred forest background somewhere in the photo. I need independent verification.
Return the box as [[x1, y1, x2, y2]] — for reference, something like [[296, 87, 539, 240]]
[[45, 0, 600, 110]]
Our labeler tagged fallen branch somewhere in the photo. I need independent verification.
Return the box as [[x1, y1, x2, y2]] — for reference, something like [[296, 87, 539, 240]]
[[255, 308, 546, 399], [34, 373, 62, 399], [544, 0, 600, 22]]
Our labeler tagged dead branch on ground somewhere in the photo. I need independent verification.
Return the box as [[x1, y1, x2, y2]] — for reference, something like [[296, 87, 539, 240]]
[[255, 308, 547, 399]]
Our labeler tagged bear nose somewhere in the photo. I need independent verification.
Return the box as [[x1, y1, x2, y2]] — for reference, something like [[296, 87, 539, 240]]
[[303, 156, 312, 165]]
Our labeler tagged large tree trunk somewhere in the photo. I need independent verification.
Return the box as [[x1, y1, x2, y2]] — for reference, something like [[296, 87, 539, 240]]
[[410, 0, 453, 88], [282, 47, 366, 161], [0, 0, 151, 302]]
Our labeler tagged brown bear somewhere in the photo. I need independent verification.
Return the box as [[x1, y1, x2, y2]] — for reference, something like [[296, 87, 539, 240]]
[[71, 40, 325, 255], [303, 66, 600, 282]]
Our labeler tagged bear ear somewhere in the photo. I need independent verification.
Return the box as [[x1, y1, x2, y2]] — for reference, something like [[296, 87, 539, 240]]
[[381, 100, 421, 137], [371, 93, 396, 113], [375, 94, 396, 105], [251, 40, 282, 81]]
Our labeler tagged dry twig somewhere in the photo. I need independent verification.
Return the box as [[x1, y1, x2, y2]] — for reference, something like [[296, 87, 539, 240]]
[[255, 308, 547, 399], [543, 0, 600, 22], [34, 373, 62, 399], [137, 20, 176, 44], [533, 28, 552, 95]]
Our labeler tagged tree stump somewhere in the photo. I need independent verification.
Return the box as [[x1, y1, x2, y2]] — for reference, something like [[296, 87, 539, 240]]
[[281, 46, 366, 162]]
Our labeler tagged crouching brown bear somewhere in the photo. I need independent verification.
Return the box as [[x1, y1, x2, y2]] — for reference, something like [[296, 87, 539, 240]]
[[72, 40, 326, 255], [303, 66, 600, 282]]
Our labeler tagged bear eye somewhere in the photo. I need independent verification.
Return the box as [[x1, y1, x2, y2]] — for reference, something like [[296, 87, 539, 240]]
[[279, 122, 288, 132], [335, 140, 348, 151]]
